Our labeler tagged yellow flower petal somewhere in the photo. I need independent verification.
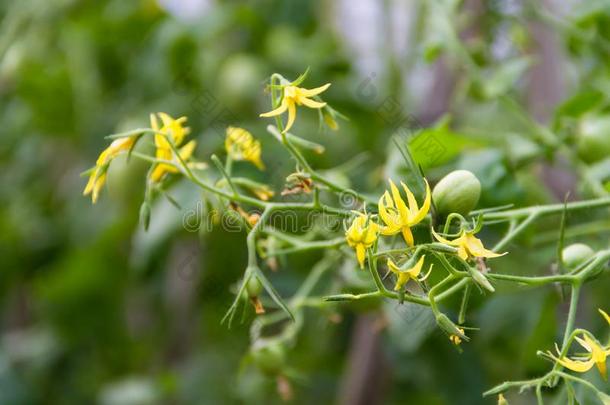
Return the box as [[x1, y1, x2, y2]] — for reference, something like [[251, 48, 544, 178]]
[[389, 180, 410, 221], [393, 273, 409, 291], [464, 233, 504, 258], [179, 140, 196, 161], [575, 336, 593, 353], [410, 180, 431, 225], [299, 97, 326, 109], [158, 112, 189, 146], [387, 256, 425, 290], [226, 127, 265, 170], [297, 83, 331, 97], [285, 100, 296, 133], [431, 228, 457, 246], [346, 213, 379, 269], [150, 165, 167, 182], [91, 172, 106, 204], [259, 98, 289, 117], [599, 309, 610, 326], [83, 168, 98, 197], [401, 181, 419, 220], [401, 226, 414, 246], [150, 113, 159, 132], [356, 244, 366, 269], [583, 335, 608, 379], [259, 82, 331, 133], [433, 229, 504, 261], [83, 135, 136, 203], [556, 356, 595, 373], [387, 258, 401, 275], [378, 192, 399, 234], [457, 245, 469, 261], [406, 256, 425, 278]]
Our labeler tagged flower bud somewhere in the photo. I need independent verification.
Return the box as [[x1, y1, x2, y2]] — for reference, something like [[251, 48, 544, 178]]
[[139, 201, 151, 231], [251, 341, 286, 376], [577, 116, 610, 163], [432, 170, 481, 216], [323, 110, 339, 131], [468, 267, 495, 292], [562, 243, 595, 269], [436, 313, 468, 341], [498, 393, 509, 405]]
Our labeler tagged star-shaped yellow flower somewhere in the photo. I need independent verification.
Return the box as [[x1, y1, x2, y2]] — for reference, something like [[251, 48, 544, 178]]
[[378, 179, 431, 246], [432, 228, 505, 261], [260, 83, 330, 133], [345, 213, 379, 269], [83, 135, 137, 203], [549, 333, 610, 380], [149, 112, 195, 182], [387, 255, 431, 291], [225, 127, 265, 170]]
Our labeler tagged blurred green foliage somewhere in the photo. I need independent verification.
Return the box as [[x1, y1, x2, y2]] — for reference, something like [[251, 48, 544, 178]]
[[1, 0, 610, 404]]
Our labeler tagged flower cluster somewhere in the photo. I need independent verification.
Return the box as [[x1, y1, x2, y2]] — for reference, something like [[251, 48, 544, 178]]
[[84, 70, 336, 204], [81, 70, 610, 401], [149, 112, 196, 182], [83, 112, 200, 202], [83, 115, 269, 204], [225, 126, 265, 170], [344, 177, 504, 295]]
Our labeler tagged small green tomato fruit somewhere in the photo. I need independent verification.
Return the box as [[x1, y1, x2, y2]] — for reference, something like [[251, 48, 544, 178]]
[[246, 276, 263, 298], [562, 243, 595, 269], [432, 170, 481, 216], [251, 341, 286, 376], [577, 116, 610, 163]]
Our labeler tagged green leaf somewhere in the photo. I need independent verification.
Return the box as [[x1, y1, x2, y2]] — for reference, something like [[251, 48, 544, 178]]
[[407, 115, 482, 169], [481, 57, 531, 99], [555, 89, 604, 120]]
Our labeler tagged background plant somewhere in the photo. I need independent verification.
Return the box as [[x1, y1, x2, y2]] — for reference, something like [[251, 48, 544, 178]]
[[1, 1, 610, 404]]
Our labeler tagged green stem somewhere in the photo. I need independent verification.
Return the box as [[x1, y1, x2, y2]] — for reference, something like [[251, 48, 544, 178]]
[[484, 196, 610, 220], [493, 212, 539, 251]]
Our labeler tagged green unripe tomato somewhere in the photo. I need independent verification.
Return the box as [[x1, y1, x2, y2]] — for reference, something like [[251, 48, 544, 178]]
[[246, 276, 263, 298], [562, 243, 595, 269], [432, 170, 481, 216], [251, 341, 285, 376], [577, 116, 610, 163], [218, 54, 265, 104]]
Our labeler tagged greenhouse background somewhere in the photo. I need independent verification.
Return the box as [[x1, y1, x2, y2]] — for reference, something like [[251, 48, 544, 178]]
[[1, 0, 609, 404]]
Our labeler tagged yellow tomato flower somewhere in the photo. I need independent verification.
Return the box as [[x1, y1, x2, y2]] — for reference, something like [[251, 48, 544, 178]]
[[549, 333, 610, 380], [83, 136, 137, 203], [149, 112, 194, 182], [345, 213, 379, 269], [225, 127, 264, 170], [251, 185, 274, 201], [378, 179, 431, 246], [387, 255, 431, 291], [432, 228, 505, 261], [260, 83, 331, 133], [150, 140, 196, 182], [450, 328, 466, 346]]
